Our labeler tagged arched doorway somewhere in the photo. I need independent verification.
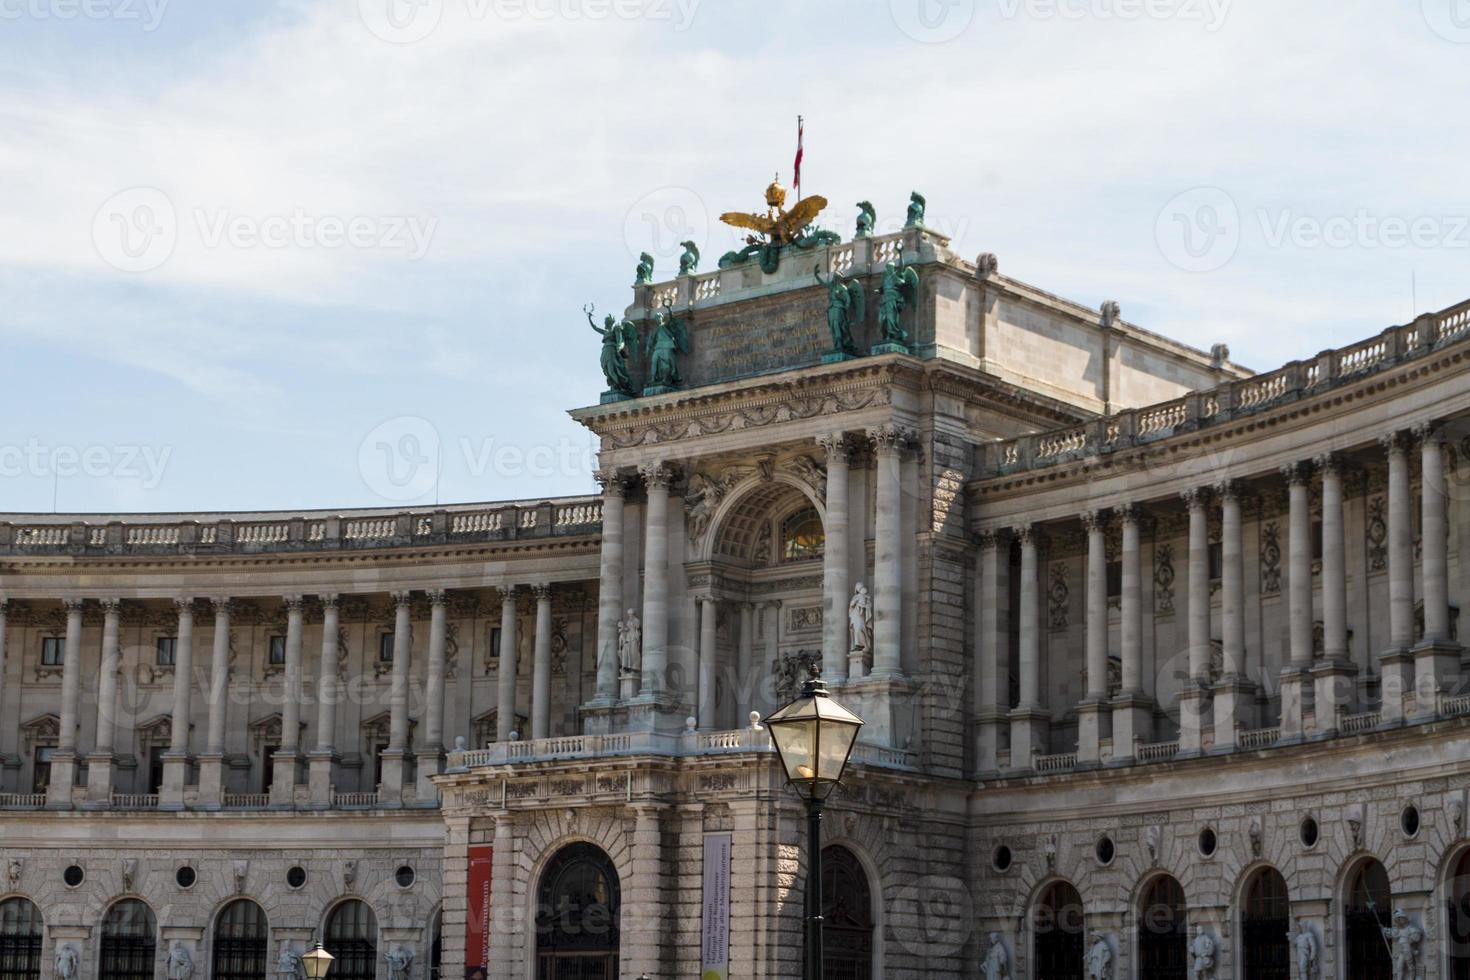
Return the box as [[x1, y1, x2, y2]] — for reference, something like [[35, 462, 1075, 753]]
[[0, 897, 43, 980], [1137, 874, 1187, 979], [1345, 858, 1393, 979], [822, 845, 874, 980], [213, 899, 268, 980], [99, 899, 156, 980], [324, 900, 378, 980], [1033, 880, 1085, 980], [1240, 866, 1290, 980], [1449, 849, 1470, 979], [535, 842, 620, 979]]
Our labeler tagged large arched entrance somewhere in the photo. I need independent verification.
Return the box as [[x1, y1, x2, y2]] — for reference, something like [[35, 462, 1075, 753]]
[[1240, 866, 1290, 980], [1033, 880, 1085, 980], [99, 899, 156, 980], [0, 897, 43, 980], [822, 845, 874, 980], [213, 899, 268, 980], [1450, 849, 1470, 979], [535, 842, 620, 979], [1345, 858, 1393, 979], [1137, 874, 1187, 979], [324, 900, 378, 980]]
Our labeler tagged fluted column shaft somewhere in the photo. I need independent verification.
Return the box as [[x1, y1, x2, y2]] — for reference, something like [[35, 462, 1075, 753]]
[[1084, 514, 1107, 700], [640, 464, 671, 697], [975, 533, 1005, 714], [1286, 466, 1313, 668], [497, 589, 519, 740], [426, 591, 449, 752], [280, 597, 305, 753], [96, 600, 122, 753], [58, 600, 84, 754], [871, 427, 907, 678], [388, 592, 412, 751], [594, 476, 626, 701], [1319, 460, 1348, 659], [206, 599, 232, 754], [316, 596, 340, 753], [737, 603, 754, 722], [1184, 490, 1210, 681], [1120, 507, 1143, 693], [531, 587, 553, 740], [169, 599, 196, 754], [1386, 434, 1414, 649], [1017, 527, 1040, 708], [697, 597, 718, 730], [1220, 486, 1245, 676], [1421, 429, 1451, 642], [820, 434, 851, 683]]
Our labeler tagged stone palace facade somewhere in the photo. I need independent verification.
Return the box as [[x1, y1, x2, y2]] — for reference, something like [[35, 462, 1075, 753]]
[[3, 203, 1470, 980]]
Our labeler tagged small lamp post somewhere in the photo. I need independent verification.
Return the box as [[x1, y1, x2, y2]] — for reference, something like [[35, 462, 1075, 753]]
[[764, 666, 864, 980], [300, 941, 334, 979]]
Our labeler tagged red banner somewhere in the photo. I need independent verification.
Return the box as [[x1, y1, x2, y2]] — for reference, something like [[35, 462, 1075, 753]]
[[465, 846, 493, 976]]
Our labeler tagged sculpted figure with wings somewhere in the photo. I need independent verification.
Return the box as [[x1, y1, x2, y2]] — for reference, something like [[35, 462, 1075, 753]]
[[814, 263, 864, 356], [586, 303, 639, 397], [646, 298, 689, 392], [718, 176, 838, 273], [877, 248, 919, 349]]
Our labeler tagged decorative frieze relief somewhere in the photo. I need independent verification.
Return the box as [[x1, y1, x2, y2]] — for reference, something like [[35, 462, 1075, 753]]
[[605, 386, 893, 449], [1261, 522, 1282, 594], [1154, 543, 1176, 615]]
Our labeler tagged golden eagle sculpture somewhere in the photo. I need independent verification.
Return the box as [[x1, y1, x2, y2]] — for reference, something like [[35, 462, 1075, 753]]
[[720, 177, 828, 247]]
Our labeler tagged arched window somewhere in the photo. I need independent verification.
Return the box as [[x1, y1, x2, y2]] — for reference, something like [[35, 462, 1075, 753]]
[[100, 900, 157, 980], [822, 845, 874, 980], [535, 843, 620, 978], [1449, 849, 1470, 979], [1034, 880, 1085, 980], [781, 507, 825, 562], [1240, 866, 1290, 980], [1345, 859, 1393, 979], [1137, 875, 1187, 979], [213, 900, 268, 980], [429, 910, 442, 980], [324, 901, 378, 980], [0, 897, 43, 980]]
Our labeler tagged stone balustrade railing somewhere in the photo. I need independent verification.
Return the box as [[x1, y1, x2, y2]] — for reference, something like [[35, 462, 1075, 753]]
[[0, 495, 603, 557], [986, 299, 1470, 476]]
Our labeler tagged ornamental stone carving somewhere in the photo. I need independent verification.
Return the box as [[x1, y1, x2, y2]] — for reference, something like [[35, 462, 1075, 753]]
[[848, 583, 873, 658], [1085, 932, 1112, 980], [1289, 918, 1319, 979], [1188, 926, 1216, 980], [981, 932, 1009, 979], [55, 944, 79, 980], [166, 941, 194, 980]]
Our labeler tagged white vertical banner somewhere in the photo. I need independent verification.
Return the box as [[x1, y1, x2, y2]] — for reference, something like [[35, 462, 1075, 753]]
[[701, 831, 733, 980]]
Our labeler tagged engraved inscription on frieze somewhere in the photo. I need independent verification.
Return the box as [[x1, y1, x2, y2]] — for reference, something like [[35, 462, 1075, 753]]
[[688, 295, 828, 386]]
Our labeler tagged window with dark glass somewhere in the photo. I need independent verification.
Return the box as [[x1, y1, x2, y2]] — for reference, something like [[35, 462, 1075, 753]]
[[147, 746, 165, 794], [324, 901, 378, 980], [0, 897, 43, 980], [1208, 542, 1224, 581], [31, 747, 54, 795], [780, 507, 825, 562], [1106, 560, 1122, 599], [378, 632, 396, 664], [212, 900, 268, 980], [40, 637, 63, 667], [99, 900, 157, 980], [155, 637, 177, 667]]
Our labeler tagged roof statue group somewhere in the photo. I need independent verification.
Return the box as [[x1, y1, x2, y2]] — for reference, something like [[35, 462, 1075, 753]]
[[588, 183, 926, 401]]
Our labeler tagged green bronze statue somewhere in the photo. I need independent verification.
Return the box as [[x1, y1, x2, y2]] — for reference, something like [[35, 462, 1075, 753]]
[[905, 191, 926, 229], [645, 299, 689, 393], [876, 251, 919, 350], [586, 304, 639, 397], [855, 201, 875, 238], [678, 240, 700, 276], [814, 263, 864, 356], [635, 252, 655, 286]]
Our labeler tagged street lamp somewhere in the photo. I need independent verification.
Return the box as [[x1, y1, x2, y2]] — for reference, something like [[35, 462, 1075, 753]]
[[764, 666, 864, 980], [300, 941, 334, 979]]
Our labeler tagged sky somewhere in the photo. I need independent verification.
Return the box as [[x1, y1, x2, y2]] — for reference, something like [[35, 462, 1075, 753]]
[[2, 0, 1467, 515]]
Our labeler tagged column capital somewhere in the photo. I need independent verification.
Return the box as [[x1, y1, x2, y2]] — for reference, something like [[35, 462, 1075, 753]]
[[1212, 479, 1242, 501], [283, 594, 306, 613], [0, 596, 8, 615], [867, 423, 917, 456], [1013, 522, 1035, 545], [973, 528, 1006, 549], [63, 598, 86, 614], [1179, 486, 1211, 510], [497, 585, 521, 605], [1312, 452, 1345, 476], [531, 584, 553, 603], [424, 589, 446, 606], [99, 598, 123, 616], [1411, 419, 1444, 445], [1118, 503, 1142, 527], [1378, 429, 1411, 455], [595, 469, 631, 497], [320, 593, 342, 610], [818, 432, 852, 461], [639, 461, 674, 490], [208, 596, 233, 615], [390, 590, 413, 607], [1279, 461, 1312, 487], [174, 596, 198, 616], [1081, 510, 1107, 534]]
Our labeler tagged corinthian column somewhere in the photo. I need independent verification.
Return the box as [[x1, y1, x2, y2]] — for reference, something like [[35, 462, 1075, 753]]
[[496, 587, 520, 740], [159, 597, 196, 810], [197, 597, 232, 808], [270, 595, 305, 807], [697, 596, 718, 730], [593, 472, 627, 704], [819, 433, 851, 684], [639, 463, 672, 698], [47, 598, 85, 809], [378, 590, 413, 806], [1077, 512, 1107, 766], [1111, 505, 1153, 760], [530, 586, 553, 740], [869, 425, 909, 679], [308, 594, 341, 808], [1380, 432, 1415, 723], [1178, 488, 1211, 754], [1279, 463, 1312, 741], [85, 599, 122, 807], [974, 530, 1008, 774], [1008, 524, 1047, 769], [1414, 422, 1461, 718], [416, 589, 450, 803], [1212, 481, 1252, 750], [1312, 455, 1357, 735]]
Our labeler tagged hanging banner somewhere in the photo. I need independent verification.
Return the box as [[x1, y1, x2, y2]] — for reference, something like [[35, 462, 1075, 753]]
[[701, 832, 732, 980], [465, 846, 494, 975]]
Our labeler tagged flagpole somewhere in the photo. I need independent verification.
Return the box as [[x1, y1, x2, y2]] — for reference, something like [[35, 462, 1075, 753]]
[[794, 114, 803, 202]]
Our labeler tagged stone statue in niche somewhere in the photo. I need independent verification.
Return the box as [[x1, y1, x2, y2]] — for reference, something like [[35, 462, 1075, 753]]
[[1384, 909, 1422, 980], [1288, 918, 1318, 980], [1144, 824, 1160, 864], [166, 941, 194, 980], [54, 944, 79, 980], [1188, 926, 1216, 980], [617, 610, 642, 675], [386, 945, 414, 980], [981, 933, 1008, 979], [276, 944, 304, 980], [1085, 932, 1112, 980], [848, 583, 873, 657], [5, 858, 20, 888]]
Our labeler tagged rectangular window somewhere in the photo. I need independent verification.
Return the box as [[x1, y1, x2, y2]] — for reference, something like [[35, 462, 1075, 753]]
[[269, 635, 286, 665], [373, 742, 389, 787], [155, 636, 177, 666], [32, 746, 54, 794], [40, 637, 64, 666], [1208, 541, 1224, 582], [1106, 561, 1122, 600], [489, 627, 502, 661], [148, 745, 166, 794], [379, 632, 396, 664], [1312, 520, 1324, 563], [261, 744, 279, 794]]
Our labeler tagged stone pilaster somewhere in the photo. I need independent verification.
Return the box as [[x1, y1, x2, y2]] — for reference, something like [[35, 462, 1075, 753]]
[[1212, 482, 1253, 750], [379, 590, 413, 806], [1009, 524, 1047, 768], [819, 433, 851, 683], [47, 598, 85, 809], [1178, 488, 1212, 754], [1280, 463, 1312, 741], [1111, 505, 1153, 760], [1312, 455, 1357, 736], [592, 472, 627, 704], [270, 595, 304, 808], [197, 597, 232, 809], [309, 594, 341, 809], [530, 585, 553, 741], [1381, 431, 1415, 724], [1077, 512, 1107, 766], [1413, 422, 1462, 719], [160, 597, 196, 810], [697, 596, 718, 730], [84, 598, 122, 808]]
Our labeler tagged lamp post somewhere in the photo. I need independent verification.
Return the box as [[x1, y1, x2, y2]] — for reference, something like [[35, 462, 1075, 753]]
[[764, 666, 865, 980], [300, 941, 334, 979]]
